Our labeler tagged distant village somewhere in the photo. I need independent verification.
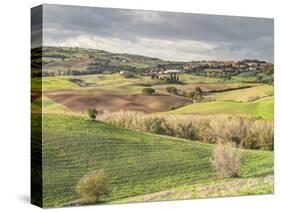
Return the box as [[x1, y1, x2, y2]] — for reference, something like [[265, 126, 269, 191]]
[[34, 47, 273, 83], [142, 59, 273, 78]]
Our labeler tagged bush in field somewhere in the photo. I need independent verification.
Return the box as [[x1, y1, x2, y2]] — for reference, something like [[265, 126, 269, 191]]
[[87, 108, 98, 120], [76, 170, 110, 204], [122, 72, 135, 78], [193, 94, 203, 102], [204, 116, 274, 150], [204, 116, 246, 145], [142, 88, 155, 95], [183, 91, 195, 98], [166, 86, 178, 95], [211, 142, 241, 178], [244, 119, 274, 150], [144, 116, 168, 134], [182, 89, 203, 102], [195, 86, 203, 95], [98, 111, 273, 150], [193, 87, 203, 102]]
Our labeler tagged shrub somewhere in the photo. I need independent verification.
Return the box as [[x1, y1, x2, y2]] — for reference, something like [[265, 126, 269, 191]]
[[183, 91, 195, 98], [87, 108, 98, 120], [211, 142, 241, 178], [166, 86, 178, 95], [98, 111, 273, 150], [76, 170, 110, 204], [122, 72, 135, 78], [244, 119, 274, 150], [195, 86, 202, 95], [142, 88, 155, 95], [144, 116, 167, 134], [204, 116, 274, 150], [193, 94, 203, 102], [204, 116, 246, 145]]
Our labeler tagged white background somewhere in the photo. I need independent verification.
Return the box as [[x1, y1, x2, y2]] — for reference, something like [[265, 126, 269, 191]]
[[0, 0, 280, 211]]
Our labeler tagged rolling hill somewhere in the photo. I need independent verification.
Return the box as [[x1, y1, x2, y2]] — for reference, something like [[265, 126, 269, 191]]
[[31, 77, 79, 91], [208, 84, 273, 102], [31, 96, 71, 114], [32, 46, 171, 75], [32, 114, 273, 207], [114, 175, 273, 203], [167, 97, 273, 121]]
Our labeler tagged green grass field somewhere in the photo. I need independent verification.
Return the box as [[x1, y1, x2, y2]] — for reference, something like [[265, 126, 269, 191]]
[[33, 74, 164, 94], [208, 84, 273, 102], [32, 74, 260, 96], [31, 114, 273, 207], [35, 73, 221, 91], [32, 46, 274, 208], [31, 96, 72, 114], [32, 77, 79, 90], [227, 76, 258, 83], [68, 73, 162, 86], [70, 73, 137, 86], [179, 74, 221, 83], [114, 175, 273, 203], [168, 97, 273, 121]]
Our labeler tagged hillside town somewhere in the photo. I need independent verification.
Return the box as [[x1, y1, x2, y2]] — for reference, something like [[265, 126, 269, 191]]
[[145, 59, 273, 78], [33, 47, 273, 84]]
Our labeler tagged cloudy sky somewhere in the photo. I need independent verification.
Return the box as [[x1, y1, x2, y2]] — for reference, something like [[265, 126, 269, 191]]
[[37, 4, 273, 62]]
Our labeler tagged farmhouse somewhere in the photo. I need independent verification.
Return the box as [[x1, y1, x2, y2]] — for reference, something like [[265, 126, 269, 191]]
[[119, 70, 128, 75], [164, 69, 181, 74]]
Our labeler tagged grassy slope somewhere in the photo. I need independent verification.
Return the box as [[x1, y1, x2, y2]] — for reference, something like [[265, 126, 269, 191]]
[[70, 73, 137, 86], [33, 74, 161, 95], [32, 114, 273, 207], [65, 73, 224, 95], [33, 74, 222, 93], [114, 175, 273, 203], [31, 96, 71, 114], [41, 46, 163, 72], [70, 74, 149, 94], [32, 77, 79, 90], [208, 84, 273, 102], [179, 74, 220, 83], [168, 97, 273, 121], [228, 76, 258, 83]]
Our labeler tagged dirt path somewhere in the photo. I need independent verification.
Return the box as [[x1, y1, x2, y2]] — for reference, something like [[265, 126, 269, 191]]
[[113, 175, 273, 204]]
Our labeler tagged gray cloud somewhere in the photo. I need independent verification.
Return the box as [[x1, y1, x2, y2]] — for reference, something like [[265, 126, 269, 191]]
[[40, 4, 274, 62], [31, 5, 43, 48]]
